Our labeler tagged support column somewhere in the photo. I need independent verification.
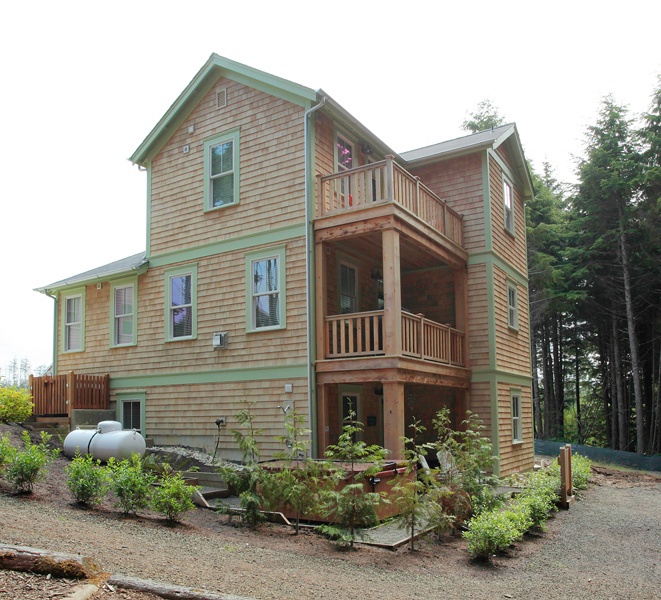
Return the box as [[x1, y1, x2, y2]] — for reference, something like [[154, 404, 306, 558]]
[[382, 228, 401, 356], [383, 380, 405, 460], [315, 241, 327, 362], [454, 265, 469, 367]]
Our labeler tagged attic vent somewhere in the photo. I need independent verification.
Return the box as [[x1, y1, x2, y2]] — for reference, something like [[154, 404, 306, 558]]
[[217, 88, 227, 109]]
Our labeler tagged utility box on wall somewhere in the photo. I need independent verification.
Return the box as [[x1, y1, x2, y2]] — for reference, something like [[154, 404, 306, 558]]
[[212, 332, 228, 349]]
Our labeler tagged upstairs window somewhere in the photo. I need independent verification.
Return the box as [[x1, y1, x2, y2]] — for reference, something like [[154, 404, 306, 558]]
[[204, 130, 240, 211], [340, 262, 357, 314], [507, 282, 518, 330], [503, 178, 514, 234], [165, 266, 197, 341], [112, 283, 135, 346], [64, 293, 84, 352]]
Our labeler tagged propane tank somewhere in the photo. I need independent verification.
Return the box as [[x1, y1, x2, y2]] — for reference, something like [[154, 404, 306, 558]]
[[63, 421, 146, 461]]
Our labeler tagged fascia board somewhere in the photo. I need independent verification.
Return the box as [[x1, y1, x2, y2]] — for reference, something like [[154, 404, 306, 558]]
[[129, 54, 316, 167], [36, 262, 148, 295]]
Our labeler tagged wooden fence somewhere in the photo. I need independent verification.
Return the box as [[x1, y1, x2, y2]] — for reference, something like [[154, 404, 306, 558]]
[[29, 372, 110, 417]]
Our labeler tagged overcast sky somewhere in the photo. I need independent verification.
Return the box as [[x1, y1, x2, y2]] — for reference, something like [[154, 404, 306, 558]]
[[1, 0, 659, 376]]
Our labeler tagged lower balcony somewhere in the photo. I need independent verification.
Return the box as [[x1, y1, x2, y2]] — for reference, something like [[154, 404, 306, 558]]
[[324, 310, 465, 367]]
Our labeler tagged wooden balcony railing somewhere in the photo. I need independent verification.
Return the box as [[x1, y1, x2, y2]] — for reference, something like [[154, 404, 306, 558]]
[[29, 371, 110, 417], [317, 155, 463, 247], [324, 310, 465, 366]]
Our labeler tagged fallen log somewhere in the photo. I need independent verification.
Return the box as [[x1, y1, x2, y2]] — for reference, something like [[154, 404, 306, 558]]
[[0, 544, 103, 579], [107, 574, 249, 600]]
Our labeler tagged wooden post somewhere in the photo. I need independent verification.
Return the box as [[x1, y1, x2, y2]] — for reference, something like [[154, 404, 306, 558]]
[[315, 241, 327, 361], [316, 383, 330, 457], [385, 155, 394, 202], [558, 444, 574, 509], [382, 228, 402, 357], [66, 371, 75, 418], [383, 380, 405, 460]]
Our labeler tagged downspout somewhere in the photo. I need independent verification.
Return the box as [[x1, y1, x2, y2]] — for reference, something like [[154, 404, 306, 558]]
[[304, 95, 326, 458]]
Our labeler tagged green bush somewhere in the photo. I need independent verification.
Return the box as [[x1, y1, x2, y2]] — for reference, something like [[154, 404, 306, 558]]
[[463, 507, 528, 559], [0, 387, 34, 423], [0, 434, 11, 471], [108, 454, 155, 514], [151, 472, 197, 523], [4, 431, 60, 493], [571, 454, 592, 490], [65, 453, 110, 507], [515, 470, 559, 530]]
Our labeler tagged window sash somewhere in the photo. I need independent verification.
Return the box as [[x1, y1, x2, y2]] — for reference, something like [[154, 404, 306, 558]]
[[252, 257, 280, 329], [512, 395, 522, 441], [504, 180, 514, 232], [340, 263, 357, 313], [121, 400, 142, 432], [210, 140, 235, 207], [114, 285, 134, 345], [508, 285, 518, 328], [65, 296, 82, 351], [170, 274, 193, 338]]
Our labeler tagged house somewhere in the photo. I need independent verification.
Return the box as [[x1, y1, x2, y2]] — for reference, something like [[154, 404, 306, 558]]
[[35, 54, 534, 475]]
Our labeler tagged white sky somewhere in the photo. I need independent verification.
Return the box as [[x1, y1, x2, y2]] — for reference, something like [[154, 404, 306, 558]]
[[1, 0, 659, 376]]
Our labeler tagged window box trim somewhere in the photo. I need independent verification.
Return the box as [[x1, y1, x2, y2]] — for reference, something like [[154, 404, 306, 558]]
[[164, 265, 198, 342], [245, 246, 286, 333], [110, 278, 137, 348], [203, 128, 240, 212], [62, 288, 85, 353]]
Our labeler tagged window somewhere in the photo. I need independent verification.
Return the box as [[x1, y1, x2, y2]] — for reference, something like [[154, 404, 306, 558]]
[[63, 291, 84, 352], [507, 282, 518, 330], [165, 265, 197, 341], [246, 247, 286, 332], [204, 130, 240, 210], [117, 393, 145, 434], [511, 392, 522, 443], [336, 134, 354, 206], [503, 178, 514, 234], [111, 282, 135, 346], [340, 262, 357, 314]]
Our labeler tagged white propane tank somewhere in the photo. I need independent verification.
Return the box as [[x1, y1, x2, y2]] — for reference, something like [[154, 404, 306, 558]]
[[63, 421, 146, 461]]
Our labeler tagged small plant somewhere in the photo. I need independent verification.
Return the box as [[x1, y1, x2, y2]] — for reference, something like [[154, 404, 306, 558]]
[[108, 454, 155, 514], [322, 409, 389, 548], [0, 434, 12, 471], [151, 471, 197, 523], [65, 453, 110, 507], [4, 431, 60, 493], [463, 506, 528, 559], [570, 454, 592, 490], [0, 387, 34, 423]]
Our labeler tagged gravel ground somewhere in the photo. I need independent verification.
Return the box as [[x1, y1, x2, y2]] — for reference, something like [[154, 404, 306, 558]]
[[1, 424, 660, 599]]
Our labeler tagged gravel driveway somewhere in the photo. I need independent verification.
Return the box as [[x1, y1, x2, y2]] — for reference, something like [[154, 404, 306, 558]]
[[0, 428, 659, 599]]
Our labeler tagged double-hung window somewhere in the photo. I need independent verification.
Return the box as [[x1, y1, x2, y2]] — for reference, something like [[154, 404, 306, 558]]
[[503, 178, 514, 234], [112, 282, 135, 346], [507, 282, 518, 330], [165, 266, 197, 341], [340, 262, 357, 314], [204, 130, 240, 210], [246, 247, 286, 332], [64, 292, 84, 352], [511, 392, 523, 443]]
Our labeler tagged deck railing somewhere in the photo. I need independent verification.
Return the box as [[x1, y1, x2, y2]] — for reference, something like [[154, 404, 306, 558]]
[[324, 310, 465, 366], [317, 155, 463, 247], [29, 372, 110, 417]]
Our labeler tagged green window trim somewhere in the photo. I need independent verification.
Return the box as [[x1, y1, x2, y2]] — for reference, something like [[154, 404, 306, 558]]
[[164, 264, 198, 342], [116, 392, 146, 434], [510, 388, 523, 443], [245, 246, 286, 332], [61, 288, 85, 353], [507, 280, 519, 331], [204, 129, 240, 212], [503, 175, 515, 236], [110, 278, 138, 348]]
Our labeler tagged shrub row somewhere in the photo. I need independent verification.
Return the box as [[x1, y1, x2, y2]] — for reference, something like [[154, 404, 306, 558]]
[[65, 453, 198, 522], [463, 454, 592, 559]]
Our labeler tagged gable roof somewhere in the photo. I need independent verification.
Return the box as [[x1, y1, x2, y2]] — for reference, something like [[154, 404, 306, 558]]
[[130, 54, 317, 167], [35, 252, 148, 294], [400, 124, 534, 200]]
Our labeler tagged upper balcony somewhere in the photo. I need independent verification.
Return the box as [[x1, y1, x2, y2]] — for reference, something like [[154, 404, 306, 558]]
[[316, 156, 464, 252]]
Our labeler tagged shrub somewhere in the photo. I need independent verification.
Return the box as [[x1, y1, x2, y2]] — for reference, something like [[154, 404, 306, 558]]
[[4, 431, 60, 493], [65, 453, 110, 507], [515, 470, 559, 531], [463, 507, 528, 559], [151, 472, 197, 523], [0, 434, 12, 471], [571, 454, 592, 490], [0, 387, 34, 423], [108, 454, 155, 514]]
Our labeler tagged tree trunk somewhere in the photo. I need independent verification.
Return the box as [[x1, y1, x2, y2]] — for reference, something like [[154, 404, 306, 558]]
[[574, 317, 582, 444], [541, 321, 555, 439], [617, 204, 645, 453], [0, 544, 102, 579], [552, 314, 564, 438], [531, 330, 543, 437], [612, 312, 627, 451]]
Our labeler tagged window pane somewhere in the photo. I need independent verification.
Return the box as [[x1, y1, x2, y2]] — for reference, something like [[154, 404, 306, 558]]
[[116, 316, 133, 345], [337, 137, 353, 171], [66, 323, 81, 350], [122, 400, 141, 431], [172, 306, 192, 337], [253, 258, 279, 294], [212, 173, 234, 207], [255, 294, 280, 328], [66, 297, 81, 324], [211, 141, 233, 175], [171, 275, 191, 307]]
